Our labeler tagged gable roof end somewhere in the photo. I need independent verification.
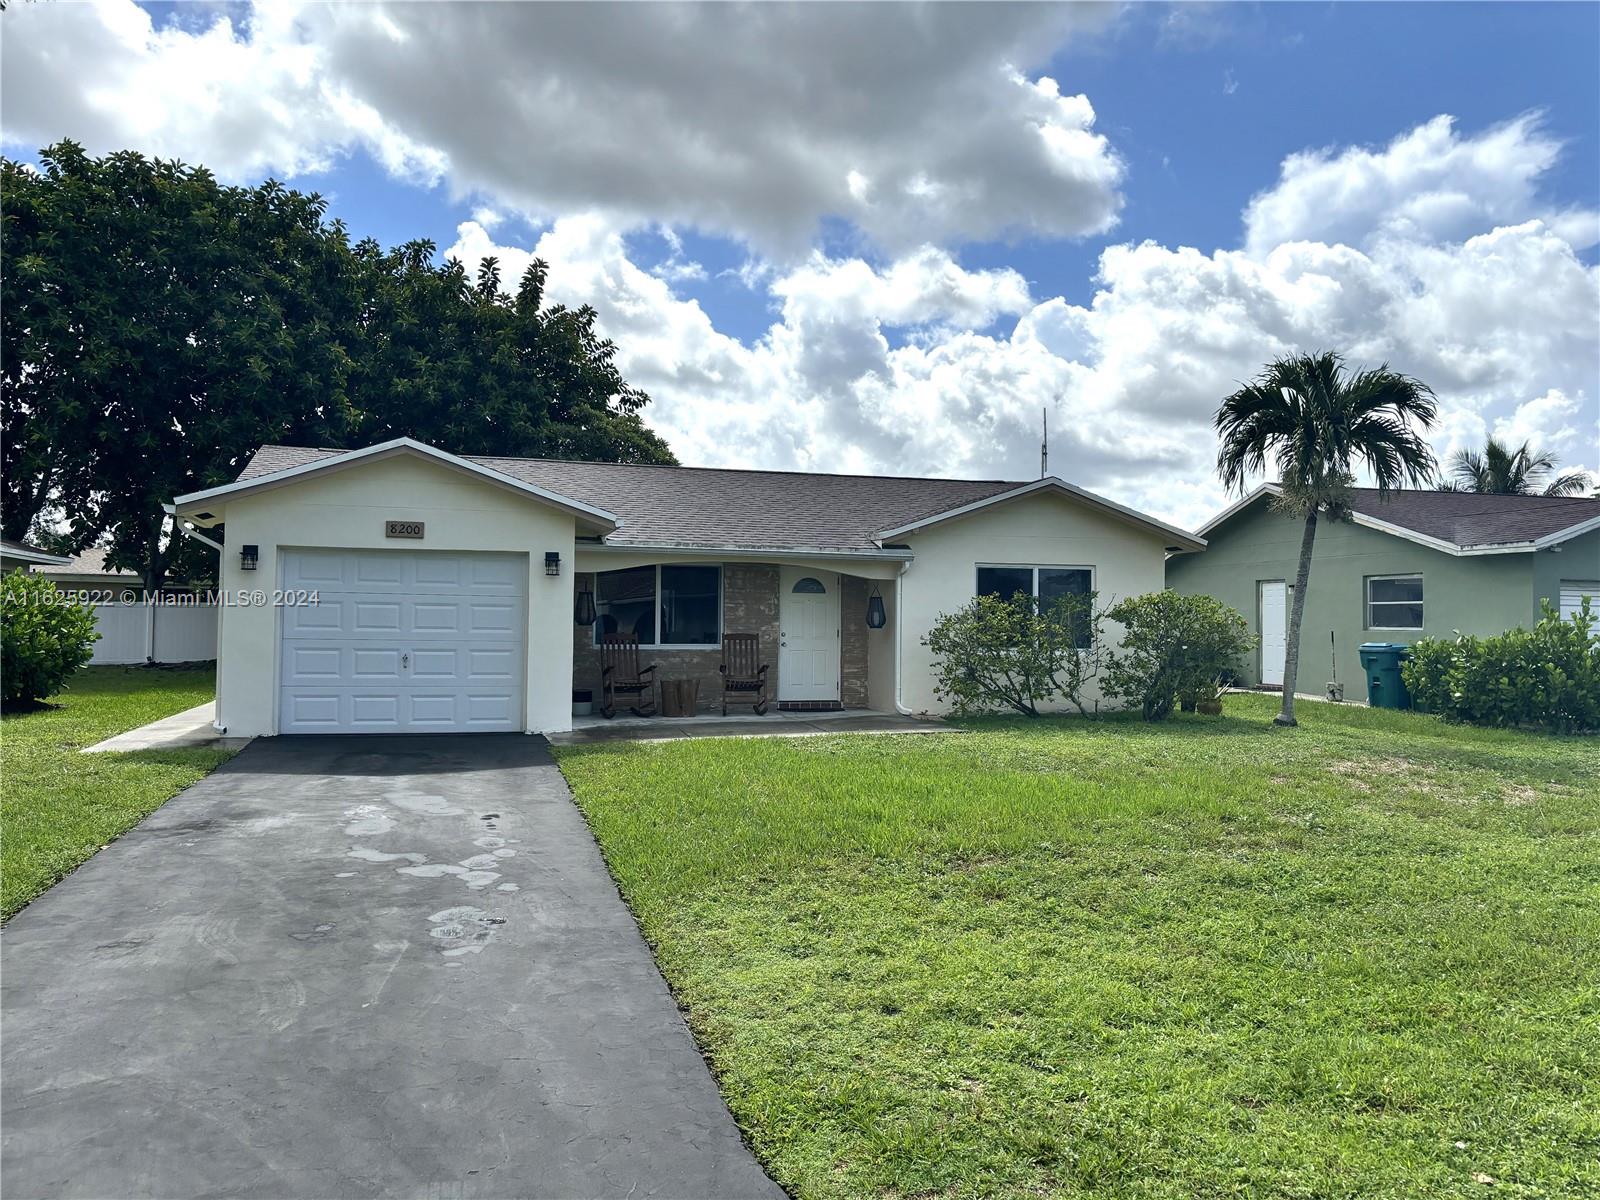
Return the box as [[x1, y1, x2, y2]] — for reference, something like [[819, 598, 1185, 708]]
[[875, 477, 1207, 552], [1195, 483, 1600, 555], [172, 438, 621, 532]]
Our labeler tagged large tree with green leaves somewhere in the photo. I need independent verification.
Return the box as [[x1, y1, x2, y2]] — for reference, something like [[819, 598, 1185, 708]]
[[1215, 352, 1438, 726], [2, 142, 673, 591], [3, 144, 358, 588], [1441, 436, 1591, 497]]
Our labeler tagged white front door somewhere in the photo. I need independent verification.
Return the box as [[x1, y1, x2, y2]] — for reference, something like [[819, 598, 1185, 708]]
[[278, 549, 526, 733], [1259, 579, 1287, 688], [778, 567, 840, 703]]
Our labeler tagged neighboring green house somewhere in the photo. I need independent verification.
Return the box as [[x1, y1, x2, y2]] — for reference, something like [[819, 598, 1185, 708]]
[[1167, 485, 1600, 702]]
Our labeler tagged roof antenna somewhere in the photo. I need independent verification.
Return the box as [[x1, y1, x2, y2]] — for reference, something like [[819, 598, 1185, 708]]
[[1040, 406, 1049, 479]]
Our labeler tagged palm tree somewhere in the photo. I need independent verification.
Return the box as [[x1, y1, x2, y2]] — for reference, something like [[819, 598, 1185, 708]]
[[1441, 437, 1591, 497], [1215, 352, 1438, 726]]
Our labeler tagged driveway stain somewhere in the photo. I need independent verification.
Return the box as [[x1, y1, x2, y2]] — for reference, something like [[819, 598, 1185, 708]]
[[2, 734, 781, 1198]]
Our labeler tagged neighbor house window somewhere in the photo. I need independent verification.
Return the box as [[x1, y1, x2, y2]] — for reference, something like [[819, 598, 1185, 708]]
[[595, 564, 721, 647], [976, 564, 1094, 648], [1367, 575, 1423, 630]]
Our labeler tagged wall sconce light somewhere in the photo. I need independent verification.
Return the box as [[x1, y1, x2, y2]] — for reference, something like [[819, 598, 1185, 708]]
[[574, 587, 597, 626], [865, 584, 887, 629], [544, 551, 561, 577], [240, 544, 259, 572]]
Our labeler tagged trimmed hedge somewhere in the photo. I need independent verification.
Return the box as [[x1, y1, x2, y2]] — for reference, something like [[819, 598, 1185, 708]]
[[1402, 599, 1599, 734]]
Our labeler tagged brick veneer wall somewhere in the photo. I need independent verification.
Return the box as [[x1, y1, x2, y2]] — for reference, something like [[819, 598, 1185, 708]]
[[840, 575, 870, 708], [571, 564, 874, 713], [573, 563, 780, 713]]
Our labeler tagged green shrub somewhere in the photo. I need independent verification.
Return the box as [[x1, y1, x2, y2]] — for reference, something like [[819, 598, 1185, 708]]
[[1401, 599, 1600, 734], [1101, 591, 1255, 721], [1, 572, 99, 705], [924, 592, 1101, 716]]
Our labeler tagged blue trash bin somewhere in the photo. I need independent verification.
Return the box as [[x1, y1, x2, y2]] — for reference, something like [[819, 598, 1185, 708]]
[[1358, 642, 1413, 710]]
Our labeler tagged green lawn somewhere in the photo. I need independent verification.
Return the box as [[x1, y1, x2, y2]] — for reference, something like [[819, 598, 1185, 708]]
[[554, 695, 1600, 1199], [1, 665, 233, 919]]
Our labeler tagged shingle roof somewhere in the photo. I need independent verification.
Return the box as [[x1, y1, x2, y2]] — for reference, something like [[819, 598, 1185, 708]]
[[0, 538, 70, 564], [1205, 484, 1600, 551], [236, 445, 1024, 553], [36, 547, 139, 578], [0, 538, 58, 557], [1344, 488, 1600, 548]]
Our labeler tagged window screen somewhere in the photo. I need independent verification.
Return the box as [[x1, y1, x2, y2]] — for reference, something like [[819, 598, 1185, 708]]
[[660, 565, 720, 645], [595, 564, 721, 646], [596, 565, 657, 643], [1367, 576, 1423, 629], [976, 566, 1033, 601], [975, 564, 1094, 648]]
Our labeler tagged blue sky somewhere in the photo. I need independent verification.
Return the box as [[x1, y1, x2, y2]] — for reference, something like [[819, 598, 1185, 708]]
[[282, 2, 1600, 346], [4, 1, 1597, 525]]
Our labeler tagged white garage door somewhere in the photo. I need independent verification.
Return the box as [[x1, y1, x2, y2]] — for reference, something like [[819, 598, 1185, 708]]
[[278, 549, 526, 734], [1560, 580, 1598, 622]]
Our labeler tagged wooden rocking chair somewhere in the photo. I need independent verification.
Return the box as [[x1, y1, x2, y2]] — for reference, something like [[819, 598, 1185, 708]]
[[600, 634, 658, 719], [719, 633, 769, 716]]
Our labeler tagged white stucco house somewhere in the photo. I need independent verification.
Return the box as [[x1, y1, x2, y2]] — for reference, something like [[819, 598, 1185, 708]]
[[171, 438, 1204, 736]]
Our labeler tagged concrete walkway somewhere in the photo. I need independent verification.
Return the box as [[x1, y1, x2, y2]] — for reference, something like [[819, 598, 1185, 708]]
[[80, 700, 254, 754], [2, 735, 781, 1199], [552, 708, 950, 745]]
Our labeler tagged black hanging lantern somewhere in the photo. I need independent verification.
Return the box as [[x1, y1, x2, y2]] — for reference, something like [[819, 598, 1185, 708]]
[[574, 587, 597, 627], [865, 584, 887, 629], [239, 544, 259, 572], [544, 551, 562, 577]]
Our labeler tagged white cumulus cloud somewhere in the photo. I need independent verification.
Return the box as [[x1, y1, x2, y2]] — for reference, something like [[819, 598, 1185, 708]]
[[2, 0, 1125, 256], [445, 116, 1598, 528], [1242, 113, 1600, 254]]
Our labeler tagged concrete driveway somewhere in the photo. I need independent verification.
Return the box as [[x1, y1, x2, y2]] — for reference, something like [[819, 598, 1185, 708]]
[[2, 735, 781, 1200]]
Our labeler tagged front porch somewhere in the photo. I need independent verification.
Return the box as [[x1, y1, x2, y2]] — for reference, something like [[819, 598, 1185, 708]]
[[569, 553, 901, 720], [548, 707, 947, 745]]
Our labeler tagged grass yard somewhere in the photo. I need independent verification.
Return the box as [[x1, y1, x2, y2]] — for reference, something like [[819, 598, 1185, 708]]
[[1, 665, 232, 919], [554, 695, 1600, 1199]]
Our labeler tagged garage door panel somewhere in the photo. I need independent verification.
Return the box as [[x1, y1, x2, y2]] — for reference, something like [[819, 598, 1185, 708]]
[[467, 557, 524, 591], [353, 555, 406, 588], [352, 648, 404, 680], [414, 557, 464, 588], [284, 646, 345, 683], [412, 602, 462, 632], [350, 694, 403, 727], [467, 648, 517, 679], [353, 602, 404, 633], [407, 694, 460, 725], [468, 601, 518, 633], [409, 648, 460, 679], [283, 693, 343, 729], [278, 549, 527, 734], [284, 551, 348, 589], [466, 694, 517, 724], [285, 600, 347, 635]]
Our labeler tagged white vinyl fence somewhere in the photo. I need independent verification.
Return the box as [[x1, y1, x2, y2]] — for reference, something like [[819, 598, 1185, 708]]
[[89, 600, 218, 665]]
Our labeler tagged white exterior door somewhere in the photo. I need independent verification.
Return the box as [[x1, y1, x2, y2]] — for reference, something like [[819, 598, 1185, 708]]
[[1259, 579, 1287, 688], [278, 549, 526, 733], [778, 567, 840, 703]]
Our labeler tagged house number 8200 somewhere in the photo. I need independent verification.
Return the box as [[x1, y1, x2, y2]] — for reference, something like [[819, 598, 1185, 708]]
[[385, 520, 425, 539]]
